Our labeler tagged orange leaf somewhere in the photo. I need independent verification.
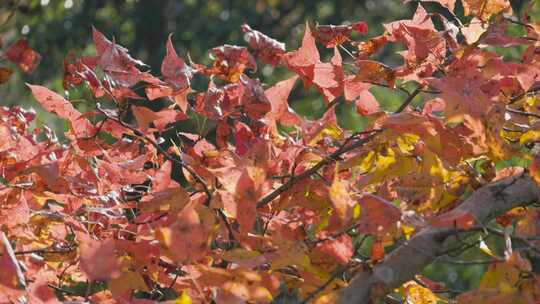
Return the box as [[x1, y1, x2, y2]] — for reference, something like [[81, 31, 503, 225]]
[[78, 236, 120, 281], [27, 84, 95, 138], [354, 60, 396, 88]]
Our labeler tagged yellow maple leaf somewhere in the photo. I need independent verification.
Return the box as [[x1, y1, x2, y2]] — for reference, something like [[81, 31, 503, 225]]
[[175, 290, 192, 304], [479, 261, 520, 294], [404, 281, 442, 304], [462, 0, 512, 21]]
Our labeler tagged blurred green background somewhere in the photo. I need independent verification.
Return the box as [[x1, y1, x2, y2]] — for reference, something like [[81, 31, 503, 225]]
[[0, 0, 410, 102], [0, 0, 539, 299], [0, 0, 414, 133], [0, 0, 536, 130]]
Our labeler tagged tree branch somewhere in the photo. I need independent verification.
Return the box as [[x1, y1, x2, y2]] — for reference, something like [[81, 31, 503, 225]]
[[394, 87, 421, 114], [256, 130, 381, 209], [338, 173, 540, 304], [95, 104, 212, 206]]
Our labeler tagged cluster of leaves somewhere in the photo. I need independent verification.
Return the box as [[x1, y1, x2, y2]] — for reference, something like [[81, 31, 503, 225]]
[[0, 37, 41, 83], [2, 0, 540, 303]]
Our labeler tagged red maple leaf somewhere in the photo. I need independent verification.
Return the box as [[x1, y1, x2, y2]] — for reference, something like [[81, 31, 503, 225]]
[[242, 23, 286, 66], [313, 21, 368, 48], [283, 22, 320, 87], [5, 38, 41, 73], [161, 34, 194, 91], [27, 84, 95, 138]]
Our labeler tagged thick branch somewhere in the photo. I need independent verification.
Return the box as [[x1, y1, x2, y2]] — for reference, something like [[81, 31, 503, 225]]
[[338, 174, 540, 304]]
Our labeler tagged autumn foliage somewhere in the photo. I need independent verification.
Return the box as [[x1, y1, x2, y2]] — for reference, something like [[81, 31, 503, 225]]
[[2, 0, 540, 303]]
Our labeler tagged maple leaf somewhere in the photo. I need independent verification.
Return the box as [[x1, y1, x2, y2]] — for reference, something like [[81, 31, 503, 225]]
[[313, 234, 353, 265], [198, 44, 257, 82], [108, 270, 149, 299], [145, 84, 173, 100], [5, 38, 41, 73], [395, 25, 446, 63], [62, 55, 107, 97], [479, 19, 530, 46], [344, 76, 370, 101], [302, 106, 342, 146], [329, 173, 355, 224], [354, 35, 388, 59], [313, 21, 368, 48], [156, 202, 215, 263], [132, 105, 186, 132], [242, 23, 286, 66], [235, 167, 266, 233], [313, 47, 344, 102], [462, 0, 513, 21], [196, 265, 275, 303], [384, 5, 446, 79], [343, 78, 380, 115], [478, 252, 530, 296], [355, 194, 401, 236], [161, 34, 194, 91], [239, 75, 272, 120], [140, 186, 190, 214], [91, 27, 159, 87], [462, 18, 488, 45], [429, 67, 494, 119], [367, 241, 384, 263], [27, 84, 95, 138], [283, 22, 320, 87], [265, 75, 301, 127], [26, 270, 57, 304], [92, 26, 145, 70], [529, 154, 540, 185], [354, 60, 396, 88], [78, 236, 120, 281], [385, 4, 435, 33], [404, 281, 442, 304]]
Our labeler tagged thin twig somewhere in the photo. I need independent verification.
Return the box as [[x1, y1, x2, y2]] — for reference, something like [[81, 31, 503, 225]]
[[256, 130, 381, 209], [506, 106, 540, 120], [339, 44, 356, 60], [47, 284, 78, 296], [215, 208, 236, 242], [324, 98, 341, 113], [14, 246, 75, 256], [394, 87, 422, 114], [301, 265, 348, 304], [129, 212, 168, 225], [509, 85, 540, 103], [503, 16, 534, 29], [95, 104, 212, 206]]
